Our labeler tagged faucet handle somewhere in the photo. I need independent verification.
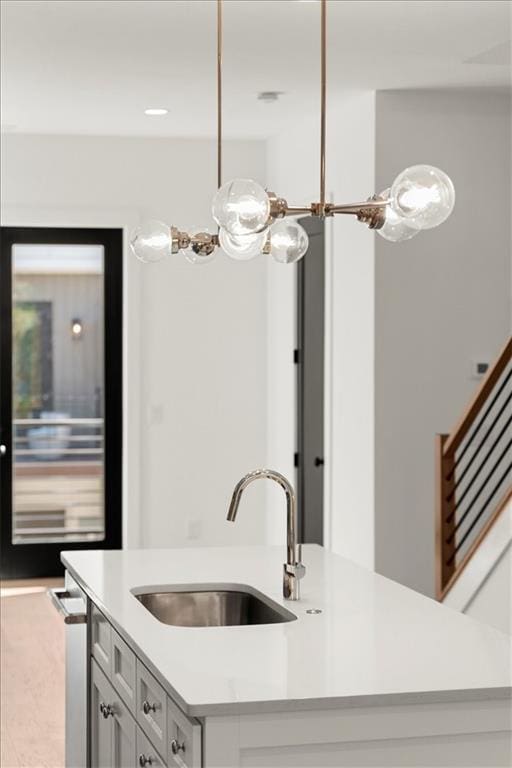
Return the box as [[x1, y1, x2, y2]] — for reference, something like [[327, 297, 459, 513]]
[[285, 562, 306, 579], [283, 558, 306, 600], [285, 543, 306, 580]]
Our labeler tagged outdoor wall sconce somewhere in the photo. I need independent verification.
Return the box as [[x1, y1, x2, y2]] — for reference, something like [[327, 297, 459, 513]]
[[71, 319, 83, 340]]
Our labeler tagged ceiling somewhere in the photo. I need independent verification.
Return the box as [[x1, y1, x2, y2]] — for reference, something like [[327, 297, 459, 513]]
[[1, 0, 510, 139]]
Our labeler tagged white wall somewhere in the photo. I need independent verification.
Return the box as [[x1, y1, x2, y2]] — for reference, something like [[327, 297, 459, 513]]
[[374, 90, 512, 597], [1, 133, 269, 549], [266, 92, 376, 567], [465, 545, 511, 635]]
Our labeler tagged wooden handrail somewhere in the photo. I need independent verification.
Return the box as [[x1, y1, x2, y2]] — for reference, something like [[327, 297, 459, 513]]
[[443, 336, 512, 457], [436, 335, 512, 600]]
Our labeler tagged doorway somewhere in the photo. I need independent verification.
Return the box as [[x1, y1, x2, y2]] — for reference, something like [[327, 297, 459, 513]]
[[297, 217, 325, 545], [0, 227, 123, 578]]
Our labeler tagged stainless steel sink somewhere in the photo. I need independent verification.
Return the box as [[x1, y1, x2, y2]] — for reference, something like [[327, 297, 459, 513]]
[[132, 585, 297, 627]]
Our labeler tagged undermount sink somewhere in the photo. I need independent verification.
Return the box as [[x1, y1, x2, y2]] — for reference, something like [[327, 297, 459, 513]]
[[132, 584, 297, 627]]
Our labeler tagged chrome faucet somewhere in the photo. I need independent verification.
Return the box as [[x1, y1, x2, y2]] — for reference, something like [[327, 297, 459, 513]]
[[226, 469, 306, 600]]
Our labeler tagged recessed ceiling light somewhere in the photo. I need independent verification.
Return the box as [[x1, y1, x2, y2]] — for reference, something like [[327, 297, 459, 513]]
[[144, 108, 168, 116]]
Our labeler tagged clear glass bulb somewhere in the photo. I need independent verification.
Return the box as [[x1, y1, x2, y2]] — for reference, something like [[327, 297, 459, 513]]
[[376, 189, 419, 243], [269, 220, 309, 264], [219, 228, 268, 261], [183, 228, 216, 265], [212, 178, 270, 236], [130, 220, 173, 263], [391, 165, 455, 230]]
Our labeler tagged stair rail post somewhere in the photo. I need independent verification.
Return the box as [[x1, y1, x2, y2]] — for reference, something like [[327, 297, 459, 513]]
[[435, 434, 456, 599]]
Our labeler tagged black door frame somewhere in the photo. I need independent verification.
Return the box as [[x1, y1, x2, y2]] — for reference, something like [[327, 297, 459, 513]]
[[296, 216, 325, 545], [0, 226, 123, 578]]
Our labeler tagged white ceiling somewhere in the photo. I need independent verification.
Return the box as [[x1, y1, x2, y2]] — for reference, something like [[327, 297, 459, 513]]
[[1, 0, 510, 139]]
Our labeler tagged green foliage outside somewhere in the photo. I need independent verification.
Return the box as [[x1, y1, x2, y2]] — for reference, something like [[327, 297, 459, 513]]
[[13, 304, 42, 418]]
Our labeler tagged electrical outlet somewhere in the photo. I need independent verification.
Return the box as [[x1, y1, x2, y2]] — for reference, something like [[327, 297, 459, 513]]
[[148, 403, 164, 425], [187, 520, 202, 540]]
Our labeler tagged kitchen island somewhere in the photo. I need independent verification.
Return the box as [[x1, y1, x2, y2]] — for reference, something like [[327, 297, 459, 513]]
[[61, 544, 511, 767]]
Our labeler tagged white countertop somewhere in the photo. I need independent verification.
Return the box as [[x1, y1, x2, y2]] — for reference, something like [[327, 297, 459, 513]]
[[62, 545, 511, 717]]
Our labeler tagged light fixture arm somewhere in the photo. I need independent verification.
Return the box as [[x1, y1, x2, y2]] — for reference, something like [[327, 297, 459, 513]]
[[326, 200, 388, 214], [276, 197, 388, 229]]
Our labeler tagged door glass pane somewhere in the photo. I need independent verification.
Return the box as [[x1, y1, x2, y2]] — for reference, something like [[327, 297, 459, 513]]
[[11, 244, 105, 544]]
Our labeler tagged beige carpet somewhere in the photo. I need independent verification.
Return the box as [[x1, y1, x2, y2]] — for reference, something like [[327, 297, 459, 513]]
[[1, 579, 65, 768]]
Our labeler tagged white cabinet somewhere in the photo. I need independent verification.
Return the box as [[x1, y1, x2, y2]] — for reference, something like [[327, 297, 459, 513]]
[[137, 727, 166, 768], [91, 658, 137, 767], [91, 658, 139, 768], [112, 678, 137, 768], [201, 699, 512, 767], [167, 694, 202, 768], [136, 661, 167, 757], [84, 592, 510, 768], [89, 608, 201, 768]]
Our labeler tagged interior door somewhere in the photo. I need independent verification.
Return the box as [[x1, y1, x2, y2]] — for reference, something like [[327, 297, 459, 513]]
[[297, 216, 325, 545], [0, 227, 122, 578]]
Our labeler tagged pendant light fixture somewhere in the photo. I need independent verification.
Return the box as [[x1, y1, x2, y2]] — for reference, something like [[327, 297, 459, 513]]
[[131, 0, 455, 266]]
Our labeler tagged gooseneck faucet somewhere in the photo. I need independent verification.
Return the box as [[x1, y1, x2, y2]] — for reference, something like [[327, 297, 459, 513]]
[[227, 469, 306, 600]]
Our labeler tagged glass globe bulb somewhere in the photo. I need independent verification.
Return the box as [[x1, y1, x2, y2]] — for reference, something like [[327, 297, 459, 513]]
[[376, 189, 419, 243], [130, 220, 173, 263], [269, 220, 309, 264], [219, 228, 268, 261], [212, 178, 270, 236], [183, 228, 216, 266], [391, 165, 455, 230]]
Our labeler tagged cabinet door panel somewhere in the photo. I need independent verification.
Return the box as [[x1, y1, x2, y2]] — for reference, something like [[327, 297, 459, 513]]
[[91, 659, 113, 768], [167, 695, 202, 768], [137, 726, 166, 768], [111, 627, 136, 714], [136, 661, 168, 757], [91, 603, 112, 677], [112, 691, 136, 768]]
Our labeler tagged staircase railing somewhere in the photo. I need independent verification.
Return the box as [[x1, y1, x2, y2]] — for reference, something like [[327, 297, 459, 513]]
[[436, 336, 512, 600]]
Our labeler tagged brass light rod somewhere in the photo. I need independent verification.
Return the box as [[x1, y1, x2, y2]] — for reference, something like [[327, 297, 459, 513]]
[[319, 0, 327, 211], [217, 0, 222, 190], [216, 0, 387, 235], [277, 0, 388, 227]]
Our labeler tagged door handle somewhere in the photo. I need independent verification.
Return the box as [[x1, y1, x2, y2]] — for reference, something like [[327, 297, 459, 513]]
[[314, 457, 324, 467], [48, 588, 87, 624]]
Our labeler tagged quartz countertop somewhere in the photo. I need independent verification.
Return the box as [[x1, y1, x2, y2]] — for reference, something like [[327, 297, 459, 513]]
[[62, 545, 511, 717]]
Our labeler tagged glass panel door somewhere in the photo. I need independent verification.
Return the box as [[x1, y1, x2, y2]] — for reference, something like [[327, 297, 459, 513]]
[[12, 244, 105, 544], [1, 227, 122, 578]]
